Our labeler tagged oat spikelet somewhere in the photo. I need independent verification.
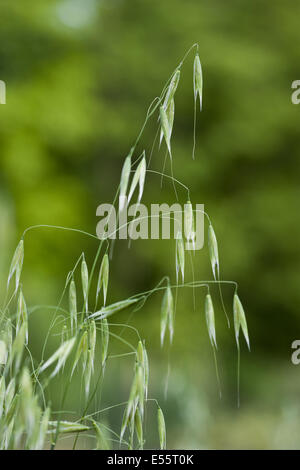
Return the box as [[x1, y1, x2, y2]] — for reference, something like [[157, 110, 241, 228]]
[[119, 150, 132, 211], [205, 294, 217, 349], [7, 239, 24, 292], [81, 256, 89, 313], [208, 224, 219, 280], [127, 152, 146, 204], [96, 253, 109, 307], [193, 53, 203, 111], [157, 407, 166, 450], [233, 294, 250, 350]]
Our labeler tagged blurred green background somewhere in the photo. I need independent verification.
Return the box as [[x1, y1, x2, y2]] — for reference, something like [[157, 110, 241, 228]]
[[1, 0, 300, 449]]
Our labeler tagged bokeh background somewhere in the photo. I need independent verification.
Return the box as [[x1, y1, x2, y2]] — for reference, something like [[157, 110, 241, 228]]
[[1, 0, 300, 449]]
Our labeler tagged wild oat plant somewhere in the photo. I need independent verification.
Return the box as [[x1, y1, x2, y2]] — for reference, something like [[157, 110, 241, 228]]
[[0, 44, 250, 450]]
